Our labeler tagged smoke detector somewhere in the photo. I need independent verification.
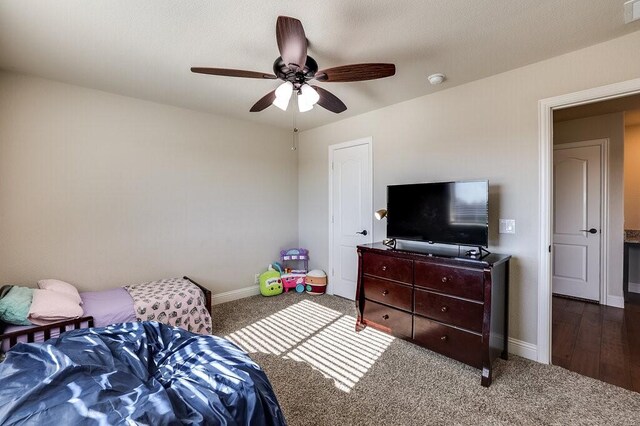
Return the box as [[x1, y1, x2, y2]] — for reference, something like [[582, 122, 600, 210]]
[[427, 73, 446, 85], [625, 0, 640, 23]]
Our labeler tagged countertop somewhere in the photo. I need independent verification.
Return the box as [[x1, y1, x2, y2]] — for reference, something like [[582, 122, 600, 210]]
[[624, 230, 640, 244]]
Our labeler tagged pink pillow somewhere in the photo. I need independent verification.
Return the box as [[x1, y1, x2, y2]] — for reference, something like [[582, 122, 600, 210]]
[[38, 279, 82, 305], [28, 289, 83, 326]]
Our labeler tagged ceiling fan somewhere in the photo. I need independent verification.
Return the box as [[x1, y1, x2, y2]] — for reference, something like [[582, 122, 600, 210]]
[[191, 16, 396, 114]]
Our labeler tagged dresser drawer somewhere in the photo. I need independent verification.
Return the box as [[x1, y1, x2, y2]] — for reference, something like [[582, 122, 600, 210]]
[[413, 316, 482, 368], [414, 289, 484, 333], [362, 252, 413, 283], [363, 300, 412, 339], [414, 261, 484, 301], [363, 276, 412, 311]]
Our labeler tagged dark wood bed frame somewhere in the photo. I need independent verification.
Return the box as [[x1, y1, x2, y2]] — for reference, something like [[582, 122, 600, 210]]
[[185, 276, 212, 314], [0, 276, 212, 353]]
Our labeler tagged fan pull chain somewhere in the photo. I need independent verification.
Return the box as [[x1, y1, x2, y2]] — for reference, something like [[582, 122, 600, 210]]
[[291, 103, 298, 151]]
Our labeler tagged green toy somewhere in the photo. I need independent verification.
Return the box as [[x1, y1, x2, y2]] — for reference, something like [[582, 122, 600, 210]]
[[259, 270, 283, 297]]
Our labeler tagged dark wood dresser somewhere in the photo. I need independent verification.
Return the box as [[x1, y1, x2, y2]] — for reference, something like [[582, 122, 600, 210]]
[[355, 242, 511, 386]]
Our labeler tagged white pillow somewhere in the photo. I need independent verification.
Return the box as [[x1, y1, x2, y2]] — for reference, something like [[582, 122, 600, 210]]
[[38, 279, 83, 305], [28, 289, 83, 326]]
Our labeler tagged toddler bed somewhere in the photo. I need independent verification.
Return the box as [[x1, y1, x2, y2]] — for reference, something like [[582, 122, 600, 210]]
[[0, 276, 212, 353]]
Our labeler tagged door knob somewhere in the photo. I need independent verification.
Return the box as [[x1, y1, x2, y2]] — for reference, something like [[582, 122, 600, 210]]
[[579, 228, 598, 234], [356, 230, 368, 236]]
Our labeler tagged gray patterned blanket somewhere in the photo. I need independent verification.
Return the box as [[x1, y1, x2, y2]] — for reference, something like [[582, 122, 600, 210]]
[[124, 278, 212, 334]]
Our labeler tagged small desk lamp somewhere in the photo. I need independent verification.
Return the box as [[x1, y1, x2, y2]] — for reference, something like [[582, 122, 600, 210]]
[[374, 208, 396, 249]]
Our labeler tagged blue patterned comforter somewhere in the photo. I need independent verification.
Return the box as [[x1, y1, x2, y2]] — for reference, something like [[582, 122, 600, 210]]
[[0, 322, 286, 425]]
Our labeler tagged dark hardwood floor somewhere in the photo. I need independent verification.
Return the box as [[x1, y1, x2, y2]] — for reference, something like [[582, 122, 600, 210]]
[[552, 295, 640, 392]]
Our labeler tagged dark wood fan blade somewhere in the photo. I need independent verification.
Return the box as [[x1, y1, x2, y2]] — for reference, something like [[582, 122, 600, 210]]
[[315, 63, 395, 82], [311, 85, 347, 113], [191, 67, 276, 79], [276, 16, 307, 71], [250, 90, 277, 112]]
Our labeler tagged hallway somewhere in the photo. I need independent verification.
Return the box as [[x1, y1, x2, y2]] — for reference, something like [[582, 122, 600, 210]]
[[552, 296, 640, 392]]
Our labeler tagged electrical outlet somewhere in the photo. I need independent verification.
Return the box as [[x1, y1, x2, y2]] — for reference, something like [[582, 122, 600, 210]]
[[254, 273, 260, 285]]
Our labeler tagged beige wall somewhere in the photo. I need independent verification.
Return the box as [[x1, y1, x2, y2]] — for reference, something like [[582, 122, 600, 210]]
[[624, 124, 640, 287], [625, 125, 640, 230], [298, 30, 640, 346], [0, 72, 296, 293], [553, 113, 625, 300]]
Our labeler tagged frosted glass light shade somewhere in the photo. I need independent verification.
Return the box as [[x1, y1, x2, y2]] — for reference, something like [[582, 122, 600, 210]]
[[273, 81, 293, 111], [273, 96, 290, 111], [299, 84, 320, 105], [298, 97, 313, 112]]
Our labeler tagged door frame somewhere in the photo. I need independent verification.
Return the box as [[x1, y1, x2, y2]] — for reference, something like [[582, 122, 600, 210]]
[[538, 77, 640, 364], [327, 137, 373, 296], [552, 139, 609, 304]]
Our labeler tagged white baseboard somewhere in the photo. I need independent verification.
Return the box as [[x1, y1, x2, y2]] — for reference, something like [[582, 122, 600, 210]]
[[212, 285, 260, 305], [508, 338, 537, 361], [629, 282, 640, 294], [606, 295, 625, 308]]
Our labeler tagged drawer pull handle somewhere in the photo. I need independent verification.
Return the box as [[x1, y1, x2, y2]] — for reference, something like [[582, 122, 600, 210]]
[[441, 306, 448, 312], [441, 276, 449, 283], [440, 335, 448, 341], [382, 314, 389, 320], [382, 290, 389, 296], [382, 266, 387, 271]]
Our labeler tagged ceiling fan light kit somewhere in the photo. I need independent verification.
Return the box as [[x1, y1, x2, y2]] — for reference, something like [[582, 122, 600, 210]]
[[191, 16, 396, 114], [298, 97, 313, 112], [273, 81, 293, 110], [298, 84, 320, 111]]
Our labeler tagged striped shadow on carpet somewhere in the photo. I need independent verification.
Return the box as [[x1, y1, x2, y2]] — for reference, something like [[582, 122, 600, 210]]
[[225, 299, 394, 392]]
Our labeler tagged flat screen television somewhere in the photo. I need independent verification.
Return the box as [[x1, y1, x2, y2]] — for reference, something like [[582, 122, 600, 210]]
[[386, 180, 489, 248]]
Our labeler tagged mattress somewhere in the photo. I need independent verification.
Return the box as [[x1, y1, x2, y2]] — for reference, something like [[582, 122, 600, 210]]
[[1, 287, 135, 352]]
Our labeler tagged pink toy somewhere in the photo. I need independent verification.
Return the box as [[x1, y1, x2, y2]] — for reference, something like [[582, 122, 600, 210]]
[[281, 273, 306, 293]]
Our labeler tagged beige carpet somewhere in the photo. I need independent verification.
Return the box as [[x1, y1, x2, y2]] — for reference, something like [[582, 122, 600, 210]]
[[212, 292, 640, 426]]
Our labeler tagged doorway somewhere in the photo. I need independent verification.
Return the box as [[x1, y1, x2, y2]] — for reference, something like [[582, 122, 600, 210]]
[[538, 78, 640, 365], [541, 81, 640, 392], [552, 140, 606, 302], [328, 137, 373, 300]]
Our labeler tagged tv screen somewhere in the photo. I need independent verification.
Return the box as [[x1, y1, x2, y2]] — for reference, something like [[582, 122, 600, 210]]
[[386, 180, 489, 247]]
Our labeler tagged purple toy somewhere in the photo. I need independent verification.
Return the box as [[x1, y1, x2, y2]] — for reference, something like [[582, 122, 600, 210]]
[[280, 248, 309, 272]]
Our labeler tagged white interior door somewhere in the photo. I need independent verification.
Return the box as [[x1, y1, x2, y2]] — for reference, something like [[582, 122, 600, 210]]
[[330, 140, 372, 300], [552, 143, 602, 301]]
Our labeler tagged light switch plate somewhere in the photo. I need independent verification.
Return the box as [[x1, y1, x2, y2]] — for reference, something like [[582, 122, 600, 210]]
[[499, 219, 516, 234], [625, 0, 640, 23]]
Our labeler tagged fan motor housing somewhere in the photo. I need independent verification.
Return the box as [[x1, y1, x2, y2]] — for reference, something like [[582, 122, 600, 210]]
[[273, 56, 318, 89]]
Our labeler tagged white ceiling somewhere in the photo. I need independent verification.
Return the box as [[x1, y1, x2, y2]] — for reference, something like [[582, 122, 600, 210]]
[[1, 1, 639, 130]]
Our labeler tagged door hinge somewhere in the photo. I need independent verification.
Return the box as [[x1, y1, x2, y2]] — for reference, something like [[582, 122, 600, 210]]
[[331, 215, 334, 224], [548, 245, 551, 253], [331, 162, 334, 170]]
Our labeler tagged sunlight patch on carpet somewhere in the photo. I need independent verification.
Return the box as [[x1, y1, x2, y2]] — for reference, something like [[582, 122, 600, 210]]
[[225, 300, 342, 355], [226, 300, 394, 392], [285, 316, 394, 392]]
